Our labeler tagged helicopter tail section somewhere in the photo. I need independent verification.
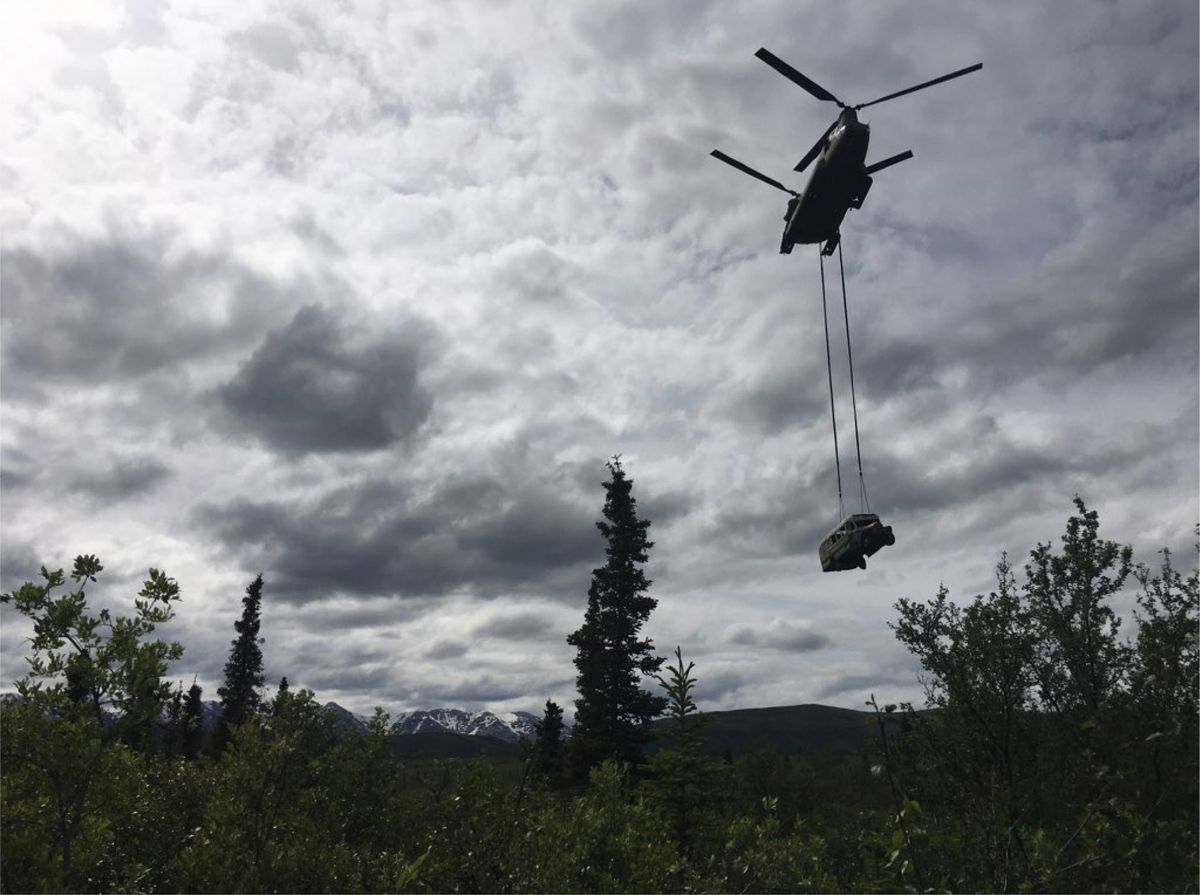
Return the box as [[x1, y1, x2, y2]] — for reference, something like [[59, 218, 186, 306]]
[[848, 150, 912, 209], [848, 176, 873, 209]]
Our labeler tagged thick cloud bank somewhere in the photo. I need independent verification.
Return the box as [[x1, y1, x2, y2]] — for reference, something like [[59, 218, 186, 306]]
[[1, 1, 1195, 716]]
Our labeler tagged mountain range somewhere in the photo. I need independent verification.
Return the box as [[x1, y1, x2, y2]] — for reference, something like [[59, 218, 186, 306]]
[[317, 704, 540, 744], [336, 702, 877, 758], [3, 693, 881, 758]]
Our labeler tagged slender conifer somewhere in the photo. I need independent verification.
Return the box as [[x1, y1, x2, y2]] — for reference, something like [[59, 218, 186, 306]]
[[217, 574, 265, 745], [567, 458, 667, 777]]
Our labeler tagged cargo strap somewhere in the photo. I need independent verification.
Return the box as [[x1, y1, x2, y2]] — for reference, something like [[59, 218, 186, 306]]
[[819, 242, 870, 516], [818, 249, 845, 519]]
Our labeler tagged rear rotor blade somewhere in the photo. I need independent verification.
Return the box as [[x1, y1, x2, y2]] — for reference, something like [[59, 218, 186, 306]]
[[864, 149, 914, 175], [855, 62, 982, 110], [755, 48, 843, 106], [711, 150, 797, 194], [795, 120, 838, 172]]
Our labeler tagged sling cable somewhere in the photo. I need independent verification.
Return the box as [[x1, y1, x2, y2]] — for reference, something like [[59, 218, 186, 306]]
[[815, 240, 894, 573]]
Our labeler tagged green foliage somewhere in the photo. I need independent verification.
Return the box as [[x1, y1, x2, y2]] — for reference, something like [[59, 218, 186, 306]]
[[3, 556, 182, 726], [521, 761, 685, 893], [1130, 544, 1199, 740], [0, 556, 183, 888], [568, 457, 668, 778], [882, 499, 1199, 893], [1025, 497, 1133, 716], [706, 798, 834, 894]]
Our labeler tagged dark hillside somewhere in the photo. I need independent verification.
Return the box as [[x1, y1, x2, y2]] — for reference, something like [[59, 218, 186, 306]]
[[649, 703, 875, 757]]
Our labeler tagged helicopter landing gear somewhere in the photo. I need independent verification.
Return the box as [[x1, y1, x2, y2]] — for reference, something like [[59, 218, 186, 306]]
[[821, 232, 840, 256]]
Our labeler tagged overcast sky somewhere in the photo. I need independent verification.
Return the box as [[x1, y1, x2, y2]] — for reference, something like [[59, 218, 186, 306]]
[[2, 1, 1197, 719]]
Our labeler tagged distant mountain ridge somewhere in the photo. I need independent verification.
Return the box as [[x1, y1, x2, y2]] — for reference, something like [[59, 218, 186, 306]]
[[383, 703, 876, 756], [313, 702, 877, 756], [391, 708, 540, 743], [0, 695, 540, 745], [2, 693, 879, 757], [209, 701, 541, 744]]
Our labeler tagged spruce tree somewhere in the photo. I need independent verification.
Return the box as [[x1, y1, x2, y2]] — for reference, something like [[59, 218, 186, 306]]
[[567, 458, 667, 777], [182, 681, 204, 759], [217, 574, 265, 743], [646, 647, 722, 854], [271, 676, 290, 717], [532, 699, 566, 783]]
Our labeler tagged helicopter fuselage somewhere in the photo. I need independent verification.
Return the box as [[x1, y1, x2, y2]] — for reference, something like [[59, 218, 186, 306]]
[[781, 112, 871, 252]]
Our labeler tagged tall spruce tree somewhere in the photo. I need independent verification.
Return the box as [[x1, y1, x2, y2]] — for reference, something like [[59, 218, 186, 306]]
[[182, 681, 205, 760], [270, 676, 290, 717], [532, 699, 566, 783], [567, 458, 667, 777], [647, 647, 722, 854], [217, 574, 265, 742]]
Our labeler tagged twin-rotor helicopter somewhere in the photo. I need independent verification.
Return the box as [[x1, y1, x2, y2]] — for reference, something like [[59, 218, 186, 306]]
[[710, 49, 981, 572], [711, 49, 982, 256]]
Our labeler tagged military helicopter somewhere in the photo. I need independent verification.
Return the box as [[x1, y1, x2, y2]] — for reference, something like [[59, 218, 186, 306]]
[[711, 49, 982, 256]]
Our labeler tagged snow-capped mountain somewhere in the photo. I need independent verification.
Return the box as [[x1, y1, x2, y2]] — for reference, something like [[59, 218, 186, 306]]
[[391, 708, 540, 744], [315, 704, 541, 743], [3, 690, 543, 745], [195, 699, 224, 731]]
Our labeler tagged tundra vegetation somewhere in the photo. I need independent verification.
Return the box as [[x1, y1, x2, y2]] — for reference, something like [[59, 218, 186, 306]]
[[1, 484, 1195, 893]]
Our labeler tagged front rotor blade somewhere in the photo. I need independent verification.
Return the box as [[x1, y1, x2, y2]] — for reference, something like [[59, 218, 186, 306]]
[[710, 150, 796, 195], [855, 62, 982, 110], [795, 120, 838, 172], [755, 48, 842, 105]]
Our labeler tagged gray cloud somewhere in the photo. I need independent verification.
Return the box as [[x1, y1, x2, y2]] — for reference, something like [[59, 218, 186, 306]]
[[0, 232, 284, 399], [194, 471, 599, 604], [217, 304, 435, 454], [815, 670, 915, 705], [471, 610, 554, 641], [728, 619, 831, 653], [424, 638, 470, 660], [274, 598, 436, 633], [842, 216, 1199, 412], [0, 446, 41, 496], [419, 674, 533, 706], [693, 666, 751, 703], [0, 540, 42, 596], [2, 447, 170, 510], [228, 22, 301, 74], [303, 663, 394, 694], [720, 362, 830, 437], [68, 458, 171, 503]]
